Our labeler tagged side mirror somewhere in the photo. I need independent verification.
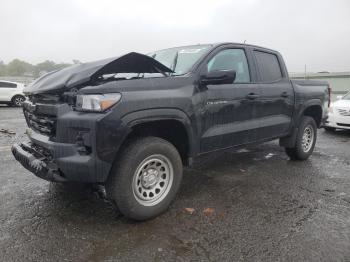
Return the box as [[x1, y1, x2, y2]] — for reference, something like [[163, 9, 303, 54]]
[[200, 70, 236, 85], [336, 95, 343, 100]]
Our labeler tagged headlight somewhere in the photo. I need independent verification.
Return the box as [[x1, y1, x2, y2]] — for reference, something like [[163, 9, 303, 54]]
[[76, 93, 122, 112]]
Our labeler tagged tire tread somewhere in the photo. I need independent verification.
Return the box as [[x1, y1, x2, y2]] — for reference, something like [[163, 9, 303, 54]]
[[284, 116, 317, 161], [106, 136, 183, 220]]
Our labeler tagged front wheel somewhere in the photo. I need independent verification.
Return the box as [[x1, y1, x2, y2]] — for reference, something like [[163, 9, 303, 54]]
[[106, 137, 183, 221], [285, 116, 317, 160]]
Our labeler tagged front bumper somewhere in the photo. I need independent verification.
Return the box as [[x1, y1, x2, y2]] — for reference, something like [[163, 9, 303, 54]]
[[14, 100, 130, 183], [12, 142, 65, 182], [12, 128, 112, 183], [324, 113, 350, 130]]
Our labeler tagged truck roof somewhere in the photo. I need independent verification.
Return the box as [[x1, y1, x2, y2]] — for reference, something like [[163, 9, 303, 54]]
[[156, 42, 278, 54], [212, 42, 278, 53]]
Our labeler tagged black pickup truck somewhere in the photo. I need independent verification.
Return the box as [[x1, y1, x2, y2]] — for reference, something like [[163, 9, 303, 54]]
[[12, 43, 330, 220]]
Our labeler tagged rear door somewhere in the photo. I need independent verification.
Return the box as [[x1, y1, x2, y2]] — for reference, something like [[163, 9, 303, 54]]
[[252, 49, 294, 139], [199, 46, 261, 152]]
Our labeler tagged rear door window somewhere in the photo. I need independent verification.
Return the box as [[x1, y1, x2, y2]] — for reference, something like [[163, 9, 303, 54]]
[[0, 81, 17, 88], [254, 51, 282, 82]]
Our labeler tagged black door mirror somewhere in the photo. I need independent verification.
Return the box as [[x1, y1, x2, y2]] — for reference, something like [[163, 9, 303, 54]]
[[200, 70, 236, 85]]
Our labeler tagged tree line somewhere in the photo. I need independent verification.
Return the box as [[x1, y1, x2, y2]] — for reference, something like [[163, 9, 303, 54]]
[[0, 59, 81, 78]]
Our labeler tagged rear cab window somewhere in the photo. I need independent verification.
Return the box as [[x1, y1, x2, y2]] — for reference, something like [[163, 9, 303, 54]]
[[253, 51, 282, 82]]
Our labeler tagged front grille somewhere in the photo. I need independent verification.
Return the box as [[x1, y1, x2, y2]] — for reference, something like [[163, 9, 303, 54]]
[[23, 101, 57, 136], [337, 108, 350, 116]]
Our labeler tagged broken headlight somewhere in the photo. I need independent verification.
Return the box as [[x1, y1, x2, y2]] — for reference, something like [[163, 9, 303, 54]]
[[76, 93, 122, 112]]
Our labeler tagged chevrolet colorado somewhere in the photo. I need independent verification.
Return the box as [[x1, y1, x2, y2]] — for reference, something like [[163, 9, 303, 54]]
[[12, 43, 330, 220]]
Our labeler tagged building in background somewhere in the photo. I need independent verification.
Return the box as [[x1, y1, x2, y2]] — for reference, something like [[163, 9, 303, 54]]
[[290, 72, 350, 94]]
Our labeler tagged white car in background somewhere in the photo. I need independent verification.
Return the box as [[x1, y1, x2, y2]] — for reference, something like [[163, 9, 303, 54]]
[[0, 80, 26, 107], [324, 91, 350, 131]]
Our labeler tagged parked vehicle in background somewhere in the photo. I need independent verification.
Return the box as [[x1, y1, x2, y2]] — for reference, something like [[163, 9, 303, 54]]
[[324, 91, 350, 131], [12, 43, 330, 220], [0, 81, 26, 106]]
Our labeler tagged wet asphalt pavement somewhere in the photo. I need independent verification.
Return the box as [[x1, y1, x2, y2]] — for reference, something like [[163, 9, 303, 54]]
[[0, 106, 349, 262]]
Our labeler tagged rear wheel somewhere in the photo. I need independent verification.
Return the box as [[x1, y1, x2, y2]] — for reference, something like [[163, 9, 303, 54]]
[[11, 95, 25, 107], [106, 136, 183, 221], [285, 116, 317, 160]]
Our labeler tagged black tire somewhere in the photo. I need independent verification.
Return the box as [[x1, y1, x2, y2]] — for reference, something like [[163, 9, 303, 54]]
[[106, 136, 183, 221], [285, 116, 317, 161], [11, 95, 25, 107], [324, 126, 336, 132]]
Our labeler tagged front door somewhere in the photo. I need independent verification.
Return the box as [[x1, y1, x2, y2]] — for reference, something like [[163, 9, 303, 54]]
[[199, 48, 260, 153]]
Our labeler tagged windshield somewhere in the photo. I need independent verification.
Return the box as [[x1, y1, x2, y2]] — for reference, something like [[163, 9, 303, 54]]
[[148, 45, 211, 76], [101, 45, 211, 81], [342, 92, 350, 100]]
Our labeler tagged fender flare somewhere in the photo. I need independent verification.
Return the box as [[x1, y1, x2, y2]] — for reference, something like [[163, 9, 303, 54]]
[[121, 108, 197, 157], [297, 99, 323, 125], [280, 99, 323, 148]]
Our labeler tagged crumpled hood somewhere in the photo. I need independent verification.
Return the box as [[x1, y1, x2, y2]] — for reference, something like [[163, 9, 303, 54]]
[[24, 52, 173, 95]]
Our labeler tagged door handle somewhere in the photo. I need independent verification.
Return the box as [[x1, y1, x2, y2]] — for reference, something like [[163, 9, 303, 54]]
[[281, 92, 289, 98], [246, 93, 260, 100]]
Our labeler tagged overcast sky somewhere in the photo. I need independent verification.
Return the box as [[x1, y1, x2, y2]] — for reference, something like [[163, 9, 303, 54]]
[[1, 0, 349, 72]]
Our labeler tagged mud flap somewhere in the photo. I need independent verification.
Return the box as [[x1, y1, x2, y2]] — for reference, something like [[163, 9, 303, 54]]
[[279, 127, 298, 148]]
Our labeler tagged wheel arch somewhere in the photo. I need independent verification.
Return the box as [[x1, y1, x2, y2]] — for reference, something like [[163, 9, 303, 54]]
[[280, 100, 323, 148], [120, 108, 197, 166], [301, 103, 323, 128], [11, 93, 25, 101]]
